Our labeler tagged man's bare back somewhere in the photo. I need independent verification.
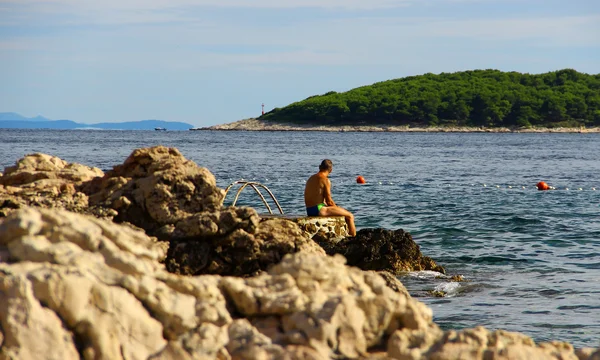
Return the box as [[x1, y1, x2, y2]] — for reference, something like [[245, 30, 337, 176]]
[[303, 159, 356, 236], [304, 173, 334, 208]]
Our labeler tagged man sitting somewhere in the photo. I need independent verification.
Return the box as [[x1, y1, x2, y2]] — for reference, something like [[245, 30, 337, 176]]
[[304, 159, 356, 236]]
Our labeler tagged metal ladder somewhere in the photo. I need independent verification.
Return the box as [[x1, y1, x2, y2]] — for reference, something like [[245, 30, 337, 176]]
[[222, 180, 284, 215]]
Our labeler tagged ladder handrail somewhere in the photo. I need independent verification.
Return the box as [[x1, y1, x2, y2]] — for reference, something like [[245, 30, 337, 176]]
[[222, 180, 284, 214]]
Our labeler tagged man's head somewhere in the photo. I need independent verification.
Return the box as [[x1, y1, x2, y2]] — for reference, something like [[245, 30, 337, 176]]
[[319, 159, 333, 173]]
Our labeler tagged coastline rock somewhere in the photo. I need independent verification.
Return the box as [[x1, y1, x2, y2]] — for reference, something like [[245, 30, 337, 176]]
[[282, 215, 349, 243], [0, 149, 328, 277], [410, 327, 586, 360], [0, 153, 103, 217], [0, 207, 434, 359], [375, 270, 410, 296], [166, 209, 325, 277], [0, 153, 103, 186], [84, 146, 224, 235], [203, 118, 600, 133], [319, 228, 446, 274], [0, 207, 598, 360]]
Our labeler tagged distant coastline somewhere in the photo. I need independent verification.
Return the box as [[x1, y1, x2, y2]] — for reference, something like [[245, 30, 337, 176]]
[[0, 112, 194, 130], [194, 118, 600, 133]]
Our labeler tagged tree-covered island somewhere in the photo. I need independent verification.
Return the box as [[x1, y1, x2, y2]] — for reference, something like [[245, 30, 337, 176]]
[[260, 69, 600, 129]]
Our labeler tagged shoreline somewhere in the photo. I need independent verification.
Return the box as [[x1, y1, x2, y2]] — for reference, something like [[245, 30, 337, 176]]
[[193, 118, 600, 133]]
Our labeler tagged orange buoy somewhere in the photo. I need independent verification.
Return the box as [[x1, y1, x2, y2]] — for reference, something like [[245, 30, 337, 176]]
[[356, 175, 366, 184], [536, 181, 549, 191]]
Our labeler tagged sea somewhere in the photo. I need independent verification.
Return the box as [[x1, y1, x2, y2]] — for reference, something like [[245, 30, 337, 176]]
[[1, 129, 599, 348]]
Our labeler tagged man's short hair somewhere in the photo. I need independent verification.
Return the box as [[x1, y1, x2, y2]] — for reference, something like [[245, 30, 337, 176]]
[[319, 159, 333, 172]]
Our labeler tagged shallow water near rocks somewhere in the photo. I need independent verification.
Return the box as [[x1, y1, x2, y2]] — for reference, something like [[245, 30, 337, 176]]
[[1, 129, 599, 348]]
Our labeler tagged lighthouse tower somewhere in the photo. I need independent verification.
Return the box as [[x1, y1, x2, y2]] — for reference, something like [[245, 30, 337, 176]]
[[261, 103, 265, 115]]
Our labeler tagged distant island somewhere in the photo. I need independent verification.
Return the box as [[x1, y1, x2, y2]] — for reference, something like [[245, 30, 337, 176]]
[[203, 69, 600, 132], [0, 112, 193, 130]]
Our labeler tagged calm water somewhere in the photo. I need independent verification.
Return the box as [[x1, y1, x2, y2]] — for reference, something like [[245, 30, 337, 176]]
[[1, 129, 599, 348]]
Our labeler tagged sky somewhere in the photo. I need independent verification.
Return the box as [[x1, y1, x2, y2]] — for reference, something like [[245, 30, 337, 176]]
[[1, 0, 599, 127]]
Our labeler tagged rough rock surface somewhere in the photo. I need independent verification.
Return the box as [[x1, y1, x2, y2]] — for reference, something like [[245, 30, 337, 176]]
[[413, 327, 596, 360], [319, 228, 446, 274], [78, 146, 325, 276], [0, 207, 431, 360], [262, 215, 348, 243], [0, 148, 325, 277], [0, 153, 103, 217], [1, 207, 598, 360], [84, 146, 224, 235], [166, 209, 325, 277]]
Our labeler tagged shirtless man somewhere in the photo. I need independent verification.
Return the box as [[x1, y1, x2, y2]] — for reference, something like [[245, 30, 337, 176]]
[[304, 159, 356, 236]]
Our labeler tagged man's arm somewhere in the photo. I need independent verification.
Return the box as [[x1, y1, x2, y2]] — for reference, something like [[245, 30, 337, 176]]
[[324, 179, 336, 207]]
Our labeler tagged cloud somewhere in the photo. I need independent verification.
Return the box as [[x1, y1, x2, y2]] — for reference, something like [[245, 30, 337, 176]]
[[423, 15, 600, 45], [1, 0, 598, 71], [0, 0, 412, 11]]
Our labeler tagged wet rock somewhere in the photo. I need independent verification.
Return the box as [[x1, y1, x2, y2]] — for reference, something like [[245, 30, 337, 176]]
[[319, 228, 445, 275]]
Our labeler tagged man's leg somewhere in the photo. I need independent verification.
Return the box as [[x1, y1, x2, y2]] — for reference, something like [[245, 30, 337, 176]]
[[320, 206, 356, 236]]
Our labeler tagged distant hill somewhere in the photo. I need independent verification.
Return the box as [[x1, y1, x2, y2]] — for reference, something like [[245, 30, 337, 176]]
[[0, 113, 194, 130], [260, 69, 600, 128]]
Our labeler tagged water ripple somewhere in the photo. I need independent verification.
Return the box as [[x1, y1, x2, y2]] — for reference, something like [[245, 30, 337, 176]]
[[2, 130, 599, 348]]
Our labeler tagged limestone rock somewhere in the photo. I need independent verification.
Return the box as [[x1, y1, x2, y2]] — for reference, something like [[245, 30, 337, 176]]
[[0, 207, 433, 360], [0, 267, 79, 360], [374, 270, 409, 296], [0, 153, 103, 217], [393, 326, 584, 360], [263, 253, 441, 358], [263, 215, 348, 244], [85, 146, 224, 235], [0, 153, 103, 186], [1, 202, 596, 360], [319, 228, 446, 274], [166, 210, 325, 277]]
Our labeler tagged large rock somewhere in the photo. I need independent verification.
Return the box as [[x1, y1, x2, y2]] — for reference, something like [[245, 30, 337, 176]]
[[0, 153, 103, 186], [261, 214, 349, 243], [84, 146, 224, 236], [319, 228, 446, 274], [0, 153, 103, 217], [393, 326, 595, 360], [166, 208, 325, 277], [0, 148, 328, 277], [0, 208, 598, 360]]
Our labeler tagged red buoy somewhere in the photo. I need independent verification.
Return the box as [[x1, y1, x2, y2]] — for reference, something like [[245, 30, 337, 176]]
[[356, 176, 366, 184], [537, 181, 549, 191]]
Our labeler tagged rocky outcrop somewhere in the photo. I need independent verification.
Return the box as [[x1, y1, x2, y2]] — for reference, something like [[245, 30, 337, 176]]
[[0, 153, 103, 186], [0, 207, 432, 359], [80, 146, 326, 276], [319, 228, 446, 274], [1, 208, 597, 360], [0, 153, 103, 217], [411, 326, 595, 360], [84, 146, 224, 236], [166, 209, 325, 277], [279, 214, 349, 243], [202, 118, 600, 133], [0, 148, 324, 277]]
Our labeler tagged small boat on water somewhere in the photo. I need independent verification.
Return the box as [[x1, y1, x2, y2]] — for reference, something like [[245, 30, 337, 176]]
[[154, 127, 167, 131]]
